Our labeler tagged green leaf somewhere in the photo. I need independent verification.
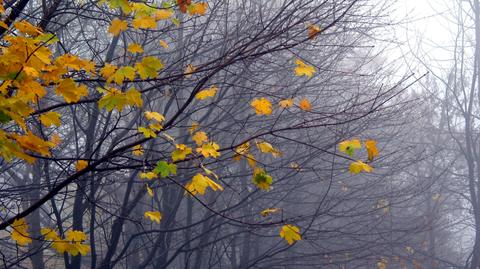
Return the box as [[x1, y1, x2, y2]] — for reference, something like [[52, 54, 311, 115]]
[[154, 161, 177, 177]]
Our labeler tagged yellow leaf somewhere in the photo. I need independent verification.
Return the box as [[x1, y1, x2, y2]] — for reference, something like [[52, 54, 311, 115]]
[[39, 111, 61, 127], [349, 161, 373, 174], [189, 121, 199, 134], [133, 145, 144, 156], [338, 139, 362, 156], [135, 56, 163, 79], [155, 9, 174, 20], [100, 63, 118, 79], [188, 2, 207, 16], [252, 168, 272, 190], [146, 184, 154, 197], [192, 131, 208, 146], [159, 40, 169, 49], [184, 64, 197, 78], [144, 111, 165, 122], [195, 86, 218, 100], [0, 21, 7, 29], [251, 97, 272, 115], [279, 224, 301, 245], [75, 160, 88, 171], [139, 171, 157, 180], [256, 141, 282, 157], [260, 208, 280, 217], [299, 98, 312, 111], [11, 218, 32, 246], [108, 66, 136, 84], [185, 173, 223, 196], [294, 59, 316, 77], [279, 99, 294, 108], [138, 126, 157, 138], [50, 134, 62, 146], [127, 43, 143, 54], [108, 18, 128, 36], [172, 144, 192, 161], [13, 131, 53, 157], [364, 140, 379, 161], [144, 211, 162, 223], [307, 24, 321, 39], [55, 78, 88, 103], [14, 20, 42, 36], [196, 142, 220, 158], [132, 16, 156, 29]]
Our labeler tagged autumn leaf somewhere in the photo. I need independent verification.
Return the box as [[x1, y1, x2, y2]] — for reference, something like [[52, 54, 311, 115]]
[[132, 16, 157, 29], [184, 64, 197, 78], [154, 161, 177, 177], [144, 211, 162, 224], [139, 172, 157, 180], [65, 230, 90, 256], [108, 66, 136, 84], [294, 59, 316, 77], [13, 131, 54, 157], [299, 98, 312, 111], [138, 126, 157, 138], [279, 99, 294, 108], [307, 24, 321, 39], [188, 2, 207, 16], [185, 173, 223, 196], [155, 9, 174, 20], [364, 140, 379, 161], [159, 40, 169, 49], [14, 21, 42, 36], [100, 63, 118, 79], [133, 145, 144, 156], [108, 18, 128, 36], [75, 160, 88, 171], [280, 224, 301, 245], [251, 97, 272, 115], [127, 43, 143, 54], [11, 218, 32, 246], [256, 141, 282, 157], [349, 161, 373, 174], [195, 86, 218, 100], [135, 56, 163, 79], [192, 131, 208, 145], [252, 169, 273, 190], [196, 142, 220, 158], [260, 208, 280, 217], [145, 111, 165, 122], [55, 78, 88, 103], [172, 144, 192, 161], [39, 111, 61, 127], [339, 139, 362, 156], [177, 0, 192, 13], [146, 184, 154, 197]]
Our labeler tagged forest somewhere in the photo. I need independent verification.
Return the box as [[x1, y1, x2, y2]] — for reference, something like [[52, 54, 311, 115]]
[[0, 0, 478, 268]]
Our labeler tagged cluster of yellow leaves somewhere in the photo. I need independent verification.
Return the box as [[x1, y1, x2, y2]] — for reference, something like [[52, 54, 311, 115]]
[[98, 88, 143, 112], [339, 139, 379, 174], [177, 0, 208, 15], [41, 228, 90, 256], [75, 160, 88, 171], [137, 111, 166, 138], [196, 142, 220, 158], [185, 173, 223, 196], [233, 142, 256, 168], [251, 97, 312, 115], [279, 224, 302, 245], [11, 218, 32, 246]]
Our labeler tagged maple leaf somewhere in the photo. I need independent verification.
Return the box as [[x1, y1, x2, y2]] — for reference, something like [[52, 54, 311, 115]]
[[138, 126, 157, 138], [155, 9, 174, 20], [39, 111, 61, 127], [154, 161, 177, 177], [188, 2, 207, 15], [251, 97, 272, 115], [127, 43, 144, 54], [171, 144, 192, 161], [107, 0, 132, 13], [65, 230, 90, 256], [144, 111, 165, 122], [189, 121, 200, 134], [185, 173, 223, 196], [192, 131, 208, 145], [139, 172, 157, 180], [159, 40, 169, 49], [364, 140, 379, 161], [280, 224, 301, 245], [146, 184, 154, 197], [100, 63, 118, 79], [260, 208, 280, 217], [338, 139, 361, 156], [13, 131, 53, 157], [349, 161, 373, 174], [177, 0, 192, 13], [11, 218, 32, 246], [256, 141, 282, 157], [75, 160, 88, 171], [98, 88, 141, 112], [294, 59, 316, 77], [55, 78, 88, 103], [195, 86, 218, 100], [135, 56, 163, 79], [299, 98, 312, 111], [184, 64, 197, 78], [144, 211, 162, 224], [132, 16, 156, 29], [108, 18, 128, 36], [196, 142, 220, 158], [133, 145, 144, 156], [279, 99, 294, 108], [252, 169, 273, 190], [308, 24, 321, 39], [14, 21, 42, 36], [108, 66, 136, 84]]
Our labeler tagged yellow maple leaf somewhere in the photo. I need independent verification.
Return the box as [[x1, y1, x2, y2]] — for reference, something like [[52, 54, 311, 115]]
[[138, 127, 157, 138], [195, 86, 218, 100], [139, 171, 157, 180], [172, 144, 192, 161], [279, 99, 294, 108], [108, 18, 128, 36], [339, 139, 362, 156], [14, 20, 42, 36], [364, 140, 379, 161], [188, 2, 208, 16], [132, 16, 156, 29], [135, 56, 163, 79], [185, 173, 223, 196], [39, 111, 61, 127], [349, 161, 373, 174], [256, 141, 282, 157], [55, 78, 88, 103], [11, 218, 32, 246], [13, 131, 53, 157], [144, 111, 165, 122], [108, 66, 136, 84], [75, 160, 88, 171], [251, 97, 272, 115], [127, 43, 143, 54], [299, 98, 312, 111], [192, 131, 208, 146], [100, 63, 118, 79], [280, 224, 301, 245], [133, 145, 144, 156], [294, 59, 316, 77], [196, 142, 220, 158], [189, 121, 200, 134], [307, 24, 321, 39], [155, 9, 174, 20], [144, 211, 162, 223]]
